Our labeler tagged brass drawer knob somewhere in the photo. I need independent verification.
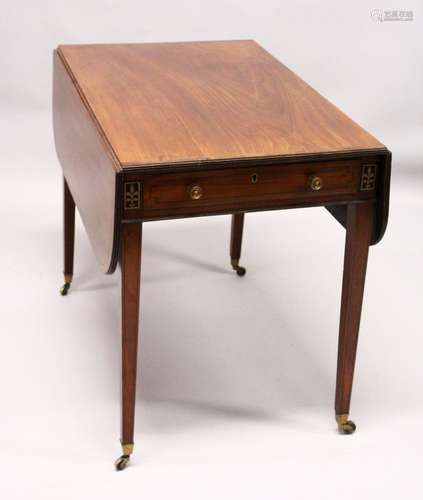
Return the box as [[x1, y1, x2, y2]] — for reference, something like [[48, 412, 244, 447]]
[[309, 175, 323, 191], [188, 184, 204, 200]]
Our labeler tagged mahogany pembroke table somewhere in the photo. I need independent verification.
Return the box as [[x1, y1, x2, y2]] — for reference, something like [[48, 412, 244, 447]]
[[52, 40, 391, 470]]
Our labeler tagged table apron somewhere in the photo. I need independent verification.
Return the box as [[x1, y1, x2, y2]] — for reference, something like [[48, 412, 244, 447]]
[[120, 158, 381, 221]]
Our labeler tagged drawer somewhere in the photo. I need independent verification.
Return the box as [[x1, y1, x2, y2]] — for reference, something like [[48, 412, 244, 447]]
[[140, 159, 374, 213]]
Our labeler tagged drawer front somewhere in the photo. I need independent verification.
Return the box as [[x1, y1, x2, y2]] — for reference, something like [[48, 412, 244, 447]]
[[140, 160, 374, 213]]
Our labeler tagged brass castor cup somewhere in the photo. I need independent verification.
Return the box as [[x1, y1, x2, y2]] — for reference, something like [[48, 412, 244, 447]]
[[115, 443, 133, 471], [115, 455, 130, 471], [336, 414, 356, 435], [231, 258, 246, 277], [60, 273, 73, 296], [60, 282, 71, 295]]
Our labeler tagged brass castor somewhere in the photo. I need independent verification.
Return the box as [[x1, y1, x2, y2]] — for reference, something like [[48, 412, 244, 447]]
[[115, 443, 133, 471], [231, 259, 246, 277], [336, 414, 356, 435], [115, 454, 130, 471], [60, 282, 70, 296], [60, 273, 73, 296]]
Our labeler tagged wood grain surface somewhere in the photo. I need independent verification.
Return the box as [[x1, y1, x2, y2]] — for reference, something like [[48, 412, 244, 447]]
[[53, 50, 121, 273], [57, 41, 386, 168]]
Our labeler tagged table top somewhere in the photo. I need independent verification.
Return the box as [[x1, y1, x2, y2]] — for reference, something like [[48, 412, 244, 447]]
[[57, 40, 385, 169]]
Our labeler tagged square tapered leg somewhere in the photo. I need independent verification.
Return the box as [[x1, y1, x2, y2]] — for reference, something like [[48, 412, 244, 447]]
[[60, 177, 75, 296], [116, 222, 142, 470], [335, 202, 374, 434], [230, 213, 246, 276]]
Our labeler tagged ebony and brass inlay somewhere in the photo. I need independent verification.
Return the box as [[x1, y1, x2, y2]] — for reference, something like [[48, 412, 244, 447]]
[[124, 182, 142, 209], [361, 164, 377, 191]]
